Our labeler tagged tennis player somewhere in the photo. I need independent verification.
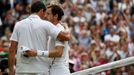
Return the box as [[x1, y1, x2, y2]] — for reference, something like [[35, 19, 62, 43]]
[[45, 4, 71, 75]]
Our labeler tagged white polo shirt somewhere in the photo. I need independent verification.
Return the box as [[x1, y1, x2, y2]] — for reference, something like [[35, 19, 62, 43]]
[[48, 23, 69, 67], [10, 14, 61, 73]]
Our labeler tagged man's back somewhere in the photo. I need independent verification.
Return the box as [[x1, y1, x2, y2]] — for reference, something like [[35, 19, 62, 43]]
[[10, 14, 61, 73]]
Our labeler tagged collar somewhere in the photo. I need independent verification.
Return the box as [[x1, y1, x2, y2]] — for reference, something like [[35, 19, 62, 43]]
[[28, 14, 41, 19]]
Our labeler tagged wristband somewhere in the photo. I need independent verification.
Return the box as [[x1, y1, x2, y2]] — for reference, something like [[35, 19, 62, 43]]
[[37, 51, 49, 57]]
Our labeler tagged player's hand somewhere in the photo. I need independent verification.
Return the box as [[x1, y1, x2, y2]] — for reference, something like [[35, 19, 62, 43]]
[[24, 49, 37, 57]]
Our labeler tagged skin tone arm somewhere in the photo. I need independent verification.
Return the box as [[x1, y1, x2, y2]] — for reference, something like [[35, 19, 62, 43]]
[[48, 46, 64, 57], [8, 41, 18, 75], [57, 31, 71, 41], [57, 23, 72, 41], [24, 46, 64, 58]]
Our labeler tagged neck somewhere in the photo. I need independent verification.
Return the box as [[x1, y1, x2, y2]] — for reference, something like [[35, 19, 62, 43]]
[[32, 12, 40, 17], [32, 13, 38, 15], [32, 13, 39, 17]]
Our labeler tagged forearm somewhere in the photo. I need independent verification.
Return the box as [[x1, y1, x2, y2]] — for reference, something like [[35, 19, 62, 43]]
[[8, 54, 15, 71], [23, 46, 64, 58], [57, 31, 71, 41], [8, 41, 17, 75], [37, 46, 63, 58], [8, 49, 16, 75], [37, 50, 62, 58]]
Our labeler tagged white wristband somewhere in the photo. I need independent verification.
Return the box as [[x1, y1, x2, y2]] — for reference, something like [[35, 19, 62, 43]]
[[37, 51, 49, 57]]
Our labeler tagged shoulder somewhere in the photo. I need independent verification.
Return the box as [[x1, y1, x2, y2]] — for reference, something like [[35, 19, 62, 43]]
[[15, 18, 28, 26], [41, 20, 53, 25], [41, 20, 54, 26], [14, 18, 29, 30], [57, 23, 65, 30]]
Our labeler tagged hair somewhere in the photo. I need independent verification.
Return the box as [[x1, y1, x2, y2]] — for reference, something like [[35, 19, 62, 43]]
[[47, 5, 64, 21], [31, 1, 46, 13]]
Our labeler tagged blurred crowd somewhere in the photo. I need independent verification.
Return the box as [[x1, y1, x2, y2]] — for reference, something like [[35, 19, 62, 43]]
[[1, 0, 134, 75]]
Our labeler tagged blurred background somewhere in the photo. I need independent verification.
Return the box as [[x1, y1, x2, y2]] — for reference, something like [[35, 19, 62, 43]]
[[0, 0, 134, 75]]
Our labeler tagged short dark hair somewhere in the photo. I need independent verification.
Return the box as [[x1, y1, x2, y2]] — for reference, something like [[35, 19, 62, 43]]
[[47, 5, 64, 21], [31, 1, 46, 13]]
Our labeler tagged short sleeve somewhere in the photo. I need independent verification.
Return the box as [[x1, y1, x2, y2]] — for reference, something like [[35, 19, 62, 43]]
[[55, 40, 65, 47], [46, 22, 61, 39], [10, 22, 19, 42]]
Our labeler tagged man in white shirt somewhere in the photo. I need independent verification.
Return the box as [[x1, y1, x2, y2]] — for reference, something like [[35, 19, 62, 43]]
[[8, 1, 71, 75], [45, 5, 71, 75], [22, 4, 71, 75]]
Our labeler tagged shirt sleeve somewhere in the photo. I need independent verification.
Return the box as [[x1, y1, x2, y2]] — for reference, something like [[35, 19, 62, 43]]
[[10, 22, 19, 42], [46, 22, 61, 39], [55, 39, 65, 47]]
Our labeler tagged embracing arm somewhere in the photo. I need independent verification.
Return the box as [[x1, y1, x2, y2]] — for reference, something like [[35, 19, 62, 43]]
[[57, 23, 72, 41], [8, 41, 17, 75], [57, 31, 71, 41], [48, 22, 71, 41], [48, 46, 64, 57], [23, 46, 64, 58]]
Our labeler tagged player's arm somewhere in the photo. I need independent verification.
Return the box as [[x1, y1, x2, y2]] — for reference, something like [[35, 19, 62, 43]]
[[57, 23, 71, 41], [22, 46, 64, 58], [8, 22, 19, 75], [57, 31, 71, 41], [48, 40, 64, 57], [48, 46, 64, 57], [47, 22, 71, 41], [22, 40, 64, 57], [8, 41, 17, 75]]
